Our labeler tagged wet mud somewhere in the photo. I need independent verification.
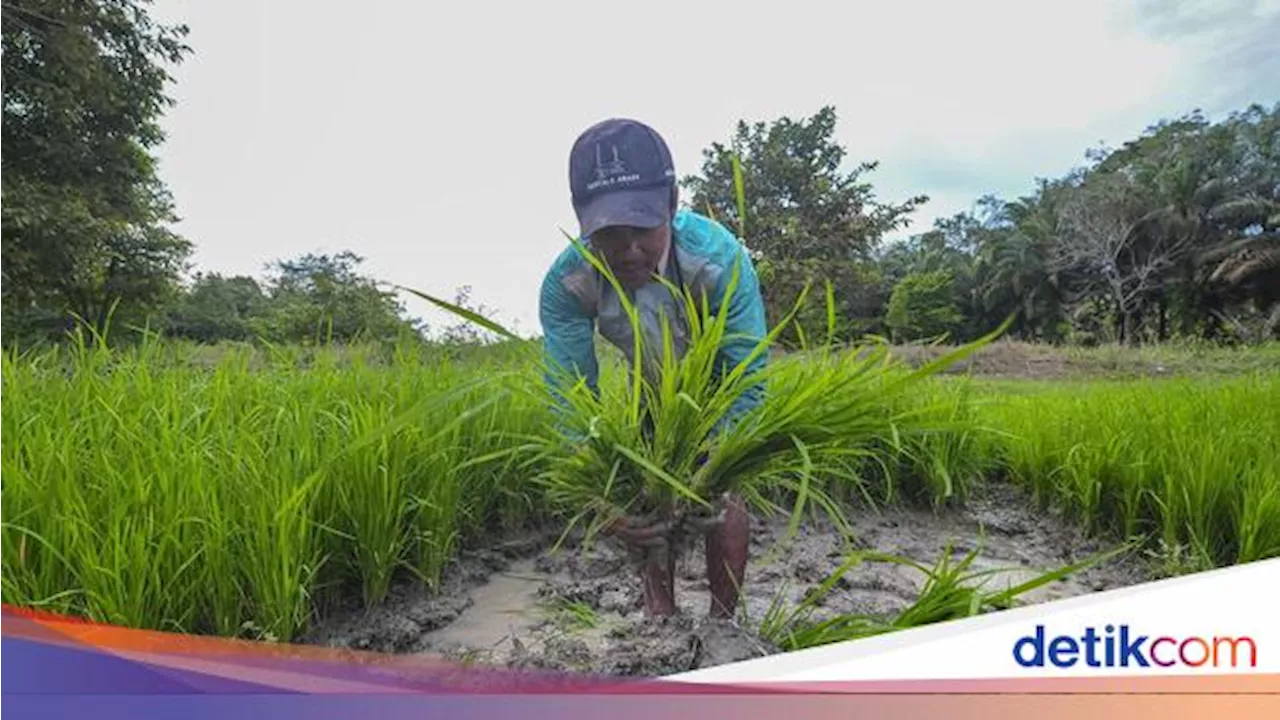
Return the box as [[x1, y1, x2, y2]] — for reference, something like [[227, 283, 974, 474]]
[[302, 482, 1151, 676]]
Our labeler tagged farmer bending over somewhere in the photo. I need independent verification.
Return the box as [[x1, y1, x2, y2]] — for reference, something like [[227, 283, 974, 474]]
[[539, 118, 769, 619]]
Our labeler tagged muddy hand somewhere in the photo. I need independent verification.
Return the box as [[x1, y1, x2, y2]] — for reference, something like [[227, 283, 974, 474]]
[[602, 512, 680, 552], [602, 511, 682, 616], [684, 494, 730, 534]]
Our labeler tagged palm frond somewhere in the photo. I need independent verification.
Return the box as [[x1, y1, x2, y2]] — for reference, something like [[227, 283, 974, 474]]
[[1208, 196, 1278, 227]]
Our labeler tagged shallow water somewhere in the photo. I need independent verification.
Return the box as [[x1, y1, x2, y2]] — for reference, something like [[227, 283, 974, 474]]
[[417, 559, 547, 652]]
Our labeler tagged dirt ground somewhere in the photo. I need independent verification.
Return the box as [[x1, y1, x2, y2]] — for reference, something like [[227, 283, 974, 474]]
[[302, 482, 1151, 677], [885, 341, 1072, 379], [879, 339, 1279, 379]]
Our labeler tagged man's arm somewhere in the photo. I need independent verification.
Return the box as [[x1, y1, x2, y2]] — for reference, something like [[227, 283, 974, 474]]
[[711, 243, 769, 432], [539, 265, 599, 421]]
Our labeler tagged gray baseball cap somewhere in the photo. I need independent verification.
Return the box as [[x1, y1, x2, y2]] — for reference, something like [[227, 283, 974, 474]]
[[568, 118, 677, 238]]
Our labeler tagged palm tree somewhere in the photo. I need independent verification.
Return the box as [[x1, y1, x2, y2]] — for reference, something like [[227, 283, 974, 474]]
[[974, 191, 1067, 341], [1199, 195, 1280, 338]]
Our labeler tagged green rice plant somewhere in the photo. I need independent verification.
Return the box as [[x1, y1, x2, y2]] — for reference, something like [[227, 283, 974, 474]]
[[314, 374, 495, 605], [539, 597, 601, 632], [585, 301, 1003, 547], [0, 331, 541, 639], [5, 298, 1273, 645], [406, 388, 534, 590], [982, 374, 1280, 567], [875, 378, 1005, 508], [407, 223, 1009, 620], [756, 541, 1130, 651], [413, 240, 1006, 545]]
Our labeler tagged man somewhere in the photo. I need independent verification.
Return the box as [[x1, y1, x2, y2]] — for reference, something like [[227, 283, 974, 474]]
[[538, 118, 769, 619]]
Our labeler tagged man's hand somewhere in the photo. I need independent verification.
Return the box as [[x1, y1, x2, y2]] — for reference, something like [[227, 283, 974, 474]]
[[601, 511, 680, 551], [601, 509, 682, 617], [597, 492, 749, 619], [685, 493, 731, 534], [599, 492, 731, 554]]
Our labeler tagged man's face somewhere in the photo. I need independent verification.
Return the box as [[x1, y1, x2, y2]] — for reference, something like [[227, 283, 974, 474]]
[[591, 223, 670, 290]]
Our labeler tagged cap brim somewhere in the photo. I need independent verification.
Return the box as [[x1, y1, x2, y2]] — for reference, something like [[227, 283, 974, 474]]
[[574, 186, 671, 238]]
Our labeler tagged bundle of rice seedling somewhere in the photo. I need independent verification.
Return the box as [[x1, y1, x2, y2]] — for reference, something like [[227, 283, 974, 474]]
[[407, 236, 1005, 615], [530, 245, 1002, 539]]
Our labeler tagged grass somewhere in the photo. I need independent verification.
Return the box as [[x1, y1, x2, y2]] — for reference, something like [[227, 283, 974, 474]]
[[540, 597, 602, 632], [1058, 340, 1280, 378]]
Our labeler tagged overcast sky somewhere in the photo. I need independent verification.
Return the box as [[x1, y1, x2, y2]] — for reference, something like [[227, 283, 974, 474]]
[[149, 0, 1279, 338]]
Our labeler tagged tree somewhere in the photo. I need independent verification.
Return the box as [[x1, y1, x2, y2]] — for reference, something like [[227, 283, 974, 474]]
[[971, 187, 1070, 342], [159, 251, 430, 345], [1190, 106, 1280, 339], [887, 211, 990, 340], [682, 107, 928, 344], [863, 102, 1280, 347], [885, 270, 964, 343], [1050, 172, 1195, 345], [256, 251, 418, 344], [1203, 197, 1280, 300], [879, 102, 1279, 347], [1198, 194, 1280, 341], [166, 273, 268, 342], [2, 0, 192, 346]]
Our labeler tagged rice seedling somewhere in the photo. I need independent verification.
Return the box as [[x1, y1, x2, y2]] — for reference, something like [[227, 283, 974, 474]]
[[539, 597, 602, 632], [409, 229, 1010, 617], [0, 333, 543, 640], [871, 378, 1005, 508], [983, 374, 1280, 567], [754, 540, 1132, 652], [3, 324, 1275, 656]]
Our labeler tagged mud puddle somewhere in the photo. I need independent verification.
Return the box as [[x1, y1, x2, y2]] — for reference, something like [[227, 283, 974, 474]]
[[303, 482, 1151, 676], [417, 559, 548, 652]]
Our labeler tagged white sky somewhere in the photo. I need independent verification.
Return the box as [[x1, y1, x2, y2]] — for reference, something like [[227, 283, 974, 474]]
[[149, 0, 1279, 338]]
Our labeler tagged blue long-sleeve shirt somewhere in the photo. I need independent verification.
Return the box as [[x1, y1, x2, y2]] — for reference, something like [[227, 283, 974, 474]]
[[538, 209, 769, 431]]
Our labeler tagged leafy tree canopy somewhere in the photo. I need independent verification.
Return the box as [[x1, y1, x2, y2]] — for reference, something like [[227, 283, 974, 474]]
[[2, 0, 193, 345], [682, 106, 928, 344]]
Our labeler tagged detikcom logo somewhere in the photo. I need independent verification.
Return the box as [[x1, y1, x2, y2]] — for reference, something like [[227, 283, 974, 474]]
[[1013, 624, 1258, 669]]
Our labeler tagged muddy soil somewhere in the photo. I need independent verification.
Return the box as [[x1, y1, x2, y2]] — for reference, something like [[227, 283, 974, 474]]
[[302, 482, 1151, 676]]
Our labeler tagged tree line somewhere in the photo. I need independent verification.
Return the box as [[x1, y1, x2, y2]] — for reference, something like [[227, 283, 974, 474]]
[[687, 105, 1279, 347], [4, 1, 1277, 349]]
